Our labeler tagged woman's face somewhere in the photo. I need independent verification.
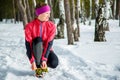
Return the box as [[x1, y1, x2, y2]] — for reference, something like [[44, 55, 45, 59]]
[[38, 11, 50, 21]]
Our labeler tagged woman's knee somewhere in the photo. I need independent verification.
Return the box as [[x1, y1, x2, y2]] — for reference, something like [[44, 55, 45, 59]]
[[50, 60, 58, 68], [48, 51, 59, 68]]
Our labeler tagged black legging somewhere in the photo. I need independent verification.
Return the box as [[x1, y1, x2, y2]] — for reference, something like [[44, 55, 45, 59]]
[[47, 51, 59, 68]]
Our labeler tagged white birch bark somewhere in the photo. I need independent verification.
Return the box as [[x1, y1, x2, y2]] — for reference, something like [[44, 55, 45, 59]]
[[32, 0, 36, 7], [45, 0, 48, 4], [95, 0, 99, 17], [56, 0, 65, 38], [76, 0, 80, 37], [104, 0, 111, 19], [59, 0, 65, 19]]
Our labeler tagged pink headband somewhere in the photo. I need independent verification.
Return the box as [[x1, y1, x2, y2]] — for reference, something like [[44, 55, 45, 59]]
[[35, 5, 50, 16]]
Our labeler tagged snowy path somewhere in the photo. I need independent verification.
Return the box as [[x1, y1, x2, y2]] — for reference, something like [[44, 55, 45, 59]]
[[0, 22, 120, 80]]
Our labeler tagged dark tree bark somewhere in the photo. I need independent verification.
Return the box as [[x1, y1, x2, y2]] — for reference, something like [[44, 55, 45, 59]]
[[115, 0, 119, 19], [26, 0, 32, 22], [64, 0, 74, 45], [12, 0, 16, 23], [47, 0, 54, 22]]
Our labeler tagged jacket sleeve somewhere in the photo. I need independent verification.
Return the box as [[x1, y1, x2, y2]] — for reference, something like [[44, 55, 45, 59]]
[[24, 24, 35, 64], [41, 23, 56, 61]]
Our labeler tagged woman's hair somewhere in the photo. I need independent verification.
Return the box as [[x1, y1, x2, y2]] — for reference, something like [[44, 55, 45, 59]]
[[35, 2, 47, 9]]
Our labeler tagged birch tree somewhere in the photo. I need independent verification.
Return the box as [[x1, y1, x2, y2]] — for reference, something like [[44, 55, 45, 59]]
[[32, 0, 36, 7], [81, 0, 86, 24], [116, 0, 120, 19], [94, 6, 106, 42], [64, 0, 74, 45], [95, 0, 99, 18], [113, 0, 116, 19], [47, 0, 54, 22], [26, 0, 32, 22], [12, 0, 16, 23], [71, 0, 79, 41], [75, 0, 80, 38], [45, 0, 48, 4], [119, 0, 120, 27], [16, 0, 28, 28], [89, 0, 92, 25], [104, 0, 112, 19], [56, 0, 65, 38], [31, 0, 36, 19], [101, 0, 110, 31]]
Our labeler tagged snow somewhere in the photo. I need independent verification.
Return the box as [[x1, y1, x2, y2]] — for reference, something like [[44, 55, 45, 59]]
[[0, 20, 120, 80]]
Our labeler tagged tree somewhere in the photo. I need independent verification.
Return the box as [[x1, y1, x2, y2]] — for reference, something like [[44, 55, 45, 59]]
[[81, 0, 86, 25], [64, 0, 74, 45], [12, 0, 16, 23], [32, 0, 36, 7], [115, 0, 119, 19], [113, 0, 116, 19], [94, 6, 106, 42], [56, 0, 65, 39], [31, 0, 36, 19], [94, 0, 99, 18], [74, 0, 80, 40], [89, 0, 92, 25], [104, 0, 113, 19], [16, 0, 28, 28], [119, 0, 120, 27], [26, 0, 32, 22], [71, 0, 79, 41], [47, 0, 54, 22]]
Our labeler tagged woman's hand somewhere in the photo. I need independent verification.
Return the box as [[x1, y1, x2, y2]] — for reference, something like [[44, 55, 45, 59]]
[[41, 61, 47, 69]]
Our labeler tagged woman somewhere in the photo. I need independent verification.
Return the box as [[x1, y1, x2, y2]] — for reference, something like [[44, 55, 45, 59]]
[[24, 2, 59, 77]]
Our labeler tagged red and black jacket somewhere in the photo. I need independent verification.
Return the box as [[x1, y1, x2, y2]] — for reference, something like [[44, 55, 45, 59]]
[[24, 18, 56, 64]]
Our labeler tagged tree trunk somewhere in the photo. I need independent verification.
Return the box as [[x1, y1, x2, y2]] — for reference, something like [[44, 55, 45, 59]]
[[103, 0, 110, 31], [119, 0, 120, 27], [56, 0, 65, 39], [12, 0, 16, 23], [16, 0, 28, 28], [26, 0, 32, 22], [76, 0, 80, 37], [104, 0, 110, 19], [115, 0, 119, 19], [94, 0, 99, 18], [71, 0, 79, 41], [45, 0, 48, 4], [89, 0, 92, 25], [113, 0, 116, 19], [31, 0, 36, 19], [64, 0, 74, 45], [81, 0, 86, 25], [32, 0, 36, 7], [47, 0, 54, 22], [94, 7, 106, 42]]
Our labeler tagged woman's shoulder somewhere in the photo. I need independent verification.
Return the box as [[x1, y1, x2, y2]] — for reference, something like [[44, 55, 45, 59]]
[[46, 21, 56, 27], [25, 20, 34, 27], [25, 19, 39, 29]]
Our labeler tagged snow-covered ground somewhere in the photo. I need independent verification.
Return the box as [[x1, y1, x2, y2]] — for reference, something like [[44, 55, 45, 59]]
[[0, 20, 120, 80]]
